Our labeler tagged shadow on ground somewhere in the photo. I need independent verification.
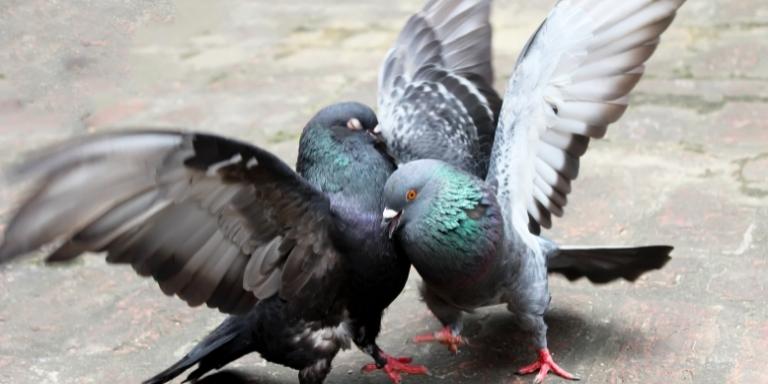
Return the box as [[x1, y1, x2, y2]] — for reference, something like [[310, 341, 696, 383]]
[[195, 307, 647, 383], [197, 371, 274, 384]]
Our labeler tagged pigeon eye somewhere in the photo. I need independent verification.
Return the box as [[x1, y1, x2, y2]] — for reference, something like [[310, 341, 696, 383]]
[[346, 118, 362, 130], [406, 189, 418, 201]]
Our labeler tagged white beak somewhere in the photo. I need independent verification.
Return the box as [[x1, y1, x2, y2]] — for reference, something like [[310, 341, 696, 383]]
[[382, 208, 400, 219], [372, 124, 382, 134]]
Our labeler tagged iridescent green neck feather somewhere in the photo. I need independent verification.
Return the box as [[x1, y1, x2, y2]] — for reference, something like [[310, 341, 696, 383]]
[[297, 123, 394, 212], [422, 166, 485, 250], [403, 164, 503, 285]]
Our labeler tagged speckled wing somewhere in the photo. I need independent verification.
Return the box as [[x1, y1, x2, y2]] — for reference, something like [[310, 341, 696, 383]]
[[378, 0, 501, 176], [487, 0, 684, 247], [0, 131, 342, 317]]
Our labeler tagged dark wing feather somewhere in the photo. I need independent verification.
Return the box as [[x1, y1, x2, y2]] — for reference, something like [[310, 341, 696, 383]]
[[378, 0, 500, 177], [0, 130, 342, 316], [548, 245, 673, 283], [379, 0, 494, 92]]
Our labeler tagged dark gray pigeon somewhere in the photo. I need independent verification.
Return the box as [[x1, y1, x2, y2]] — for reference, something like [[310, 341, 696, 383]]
[[0, 102, 427, 384], [378, 0, 684, 382]]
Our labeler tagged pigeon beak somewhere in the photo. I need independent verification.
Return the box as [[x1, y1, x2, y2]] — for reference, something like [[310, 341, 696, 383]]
[[368, 125, 384, 143], [381, 208, 402, 239]]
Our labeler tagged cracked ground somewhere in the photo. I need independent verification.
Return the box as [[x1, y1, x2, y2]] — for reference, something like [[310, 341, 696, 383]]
[[0, 1, 766, 383]]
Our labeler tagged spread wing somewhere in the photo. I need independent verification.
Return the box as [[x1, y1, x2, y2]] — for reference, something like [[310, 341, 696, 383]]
[[0, 131, 343, 317], [377, 0, 501, 176], [486, 0, 685, 249]]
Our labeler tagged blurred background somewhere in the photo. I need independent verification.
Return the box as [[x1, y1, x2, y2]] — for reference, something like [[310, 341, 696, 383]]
[[0, 0, 766, 383]]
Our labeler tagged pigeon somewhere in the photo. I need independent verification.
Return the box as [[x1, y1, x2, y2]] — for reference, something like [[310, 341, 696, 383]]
[[376, 0, 684, 382], [0, 102, 427, 384]]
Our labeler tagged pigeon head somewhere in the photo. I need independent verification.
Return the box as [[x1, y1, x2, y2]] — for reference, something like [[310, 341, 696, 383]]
[[300, 101, 383, 149], [381, 159, 444, 238], [382, 159, 489, 238], [298, 102, 394, 209], [382, 159, 502, 281], [299, 101, 381, 163], [308, 101, 379, 134]]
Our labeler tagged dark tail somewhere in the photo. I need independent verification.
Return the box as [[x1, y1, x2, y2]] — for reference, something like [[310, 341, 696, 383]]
[[547, 245, 672, 284], [143, 314, 255, 384]]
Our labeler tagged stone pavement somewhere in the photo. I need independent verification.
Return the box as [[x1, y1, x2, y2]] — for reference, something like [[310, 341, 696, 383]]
[[0, 1, 766, 383]]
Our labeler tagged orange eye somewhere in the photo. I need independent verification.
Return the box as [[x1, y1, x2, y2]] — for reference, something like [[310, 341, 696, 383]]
[[406, 189, 418, 201]]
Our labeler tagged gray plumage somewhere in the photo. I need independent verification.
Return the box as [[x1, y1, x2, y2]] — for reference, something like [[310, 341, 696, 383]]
[[381, 0, 684, 382], [0, 129, 336, 315], [377, 0, 501, 176], [0, 102, 424, 384]]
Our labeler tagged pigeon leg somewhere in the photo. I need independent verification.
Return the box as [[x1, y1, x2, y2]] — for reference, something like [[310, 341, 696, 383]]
[[411, 325, 465, 353], [416, 286, 466, 353], [516, 348, 578, 383], [361, 352, 429, 384], [506, 297, 578, 383], [352, 315, 428, 384]]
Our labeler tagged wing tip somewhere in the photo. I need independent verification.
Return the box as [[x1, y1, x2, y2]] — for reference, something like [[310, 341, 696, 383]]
[[0, 244, 14, 264], [45, 242, 86, 263], [0, 241, 35, 265]]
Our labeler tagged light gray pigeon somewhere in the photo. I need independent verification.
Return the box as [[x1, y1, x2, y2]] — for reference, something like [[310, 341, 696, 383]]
[[377, 0, 684, 382]]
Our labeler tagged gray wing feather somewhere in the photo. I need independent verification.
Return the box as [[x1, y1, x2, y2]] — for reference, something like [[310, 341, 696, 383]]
[[0, 130, 342, 316], [487, 0, 684, 253], [379, 0, 493, 95], [378, 0, 500, 176]]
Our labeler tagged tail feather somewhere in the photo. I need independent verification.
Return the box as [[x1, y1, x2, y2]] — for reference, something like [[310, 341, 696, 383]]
[[547, 245, 672, 284], [143, 315, 254, 384]]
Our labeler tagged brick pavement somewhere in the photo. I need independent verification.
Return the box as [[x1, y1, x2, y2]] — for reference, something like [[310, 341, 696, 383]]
[[0, 1, 766, 383]]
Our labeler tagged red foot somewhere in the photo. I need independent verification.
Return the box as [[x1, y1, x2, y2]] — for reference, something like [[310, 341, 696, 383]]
[[517, 348, 578, 383], [361, 354, 429, 384], [412, 326, 465, 354]]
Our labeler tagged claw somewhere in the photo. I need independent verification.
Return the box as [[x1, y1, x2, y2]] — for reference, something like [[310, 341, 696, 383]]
[[412, 326, 465, 354], [361, 353, 429, 384], [517, 348, 578, 383]]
